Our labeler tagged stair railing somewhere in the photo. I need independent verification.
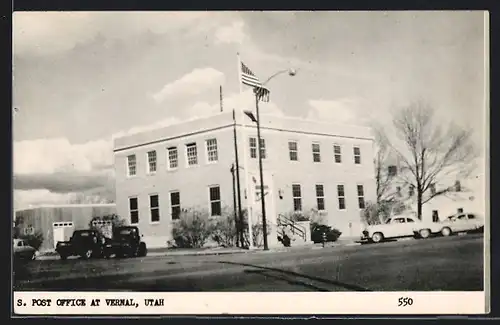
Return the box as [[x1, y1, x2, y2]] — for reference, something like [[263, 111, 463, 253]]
[[277, 214, 307, 241]]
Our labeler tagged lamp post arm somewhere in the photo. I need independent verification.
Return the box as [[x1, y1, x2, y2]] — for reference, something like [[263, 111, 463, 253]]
[[262, 69, 290, 86]]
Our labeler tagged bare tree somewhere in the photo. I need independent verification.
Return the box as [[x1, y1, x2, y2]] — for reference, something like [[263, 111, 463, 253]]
[[373, 128, 395, 204], [379, 101, 477, 220]]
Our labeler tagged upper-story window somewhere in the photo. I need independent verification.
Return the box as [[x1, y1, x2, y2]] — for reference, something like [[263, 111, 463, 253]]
[[312, 143, 321, 163], [147, 150, 157, 174], [388, 165, 397, 177], [127, 154, 137, 176], [288, 141, 298, 161], [206, 138, 218, 163], [353, 146, 361, 164], [186, 143, 198, 166], [430, 183, 436, 195], [167, 147, 178, 170], [249, 137, 266, 159], [409, 184, 415, 197], [455, 180, 462, 192], [333, 144, 342, 163]]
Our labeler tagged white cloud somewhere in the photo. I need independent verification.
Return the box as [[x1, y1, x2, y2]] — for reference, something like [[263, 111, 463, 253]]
[[152, 68, 225, 103], [215, 21, 246, 44], [306, 98, 370, 125], [13, 11, 211, 56], [14, 138, 113, 175], [112, 117, 180, 140]]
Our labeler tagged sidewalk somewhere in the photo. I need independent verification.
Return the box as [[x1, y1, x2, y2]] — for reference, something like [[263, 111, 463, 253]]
[[35, 239, 364, 260]]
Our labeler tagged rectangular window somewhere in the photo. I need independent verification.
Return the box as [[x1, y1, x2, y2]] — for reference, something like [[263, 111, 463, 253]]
[[312, 143, 321, 162], [292, 184, 302, 211], [150, 194, 160, 223], [249, 137, 257, 159], [167, 147, 178, 169], [353, 146, 361, 164], [147, 150, 157, 173], [209, 186, 221, 216], [129, 197, 139, 224], [337, 185, 346, 210], [170, 191, 181, 220], [315, 184, 325, 211], [186, 143, 198, 166], [430, 183, 436, 195], [333, 144, 342, 163], [127, 154, 137, 176], [206, 138, 218, 163], [357, 185, 365, 209], [249, 137, 266, 159], [288, 141, 298, 161]]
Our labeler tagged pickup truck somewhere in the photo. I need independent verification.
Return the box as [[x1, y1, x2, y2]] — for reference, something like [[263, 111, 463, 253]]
[[109, 226, 147, 258], [56, 229, 113, 260], [361, 215, 442, 243]]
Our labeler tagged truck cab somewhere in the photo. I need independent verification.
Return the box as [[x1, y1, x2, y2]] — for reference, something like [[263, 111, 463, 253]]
[[110, 226, 147, 258], [56, 229, 113, 260]]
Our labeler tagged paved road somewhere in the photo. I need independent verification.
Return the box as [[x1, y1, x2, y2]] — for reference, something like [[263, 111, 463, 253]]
[[13, 234, 484, 292]]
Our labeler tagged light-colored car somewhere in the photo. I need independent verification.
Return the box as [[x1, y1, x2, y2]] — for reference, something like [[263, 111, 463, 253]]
[[439, 212, 484, 237], [13, 238, 37, 261], [361, 215, 441, 243]]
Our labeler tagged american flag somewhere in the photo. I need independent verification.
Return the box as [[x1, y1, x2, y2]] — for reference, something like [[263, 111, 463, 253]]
[[240, 61, 270, 102]]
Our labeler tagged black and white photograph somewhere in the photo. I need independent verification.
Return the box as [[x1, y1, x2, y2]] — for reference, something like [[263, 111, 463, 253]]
[[12, 10, 488, 314]]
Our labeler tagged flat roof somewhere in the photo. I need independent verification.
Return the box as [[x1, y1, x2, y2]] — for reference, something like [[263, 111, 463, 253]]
[[114, 111, 374, 152], [15, 203, 116, 213]]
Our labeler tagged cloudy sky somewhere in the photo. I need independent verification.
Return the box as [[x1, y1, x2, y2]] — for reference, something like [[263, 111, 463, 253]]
[[12, 11, 487, 209]]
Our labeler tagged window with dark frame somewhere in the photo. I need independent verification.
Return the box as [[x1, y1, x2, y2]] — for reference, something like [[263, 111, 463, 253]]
[[357, 185, 365, 209], [430, 183, 436, 195], [150, 194, 160, 222], [292, 184, 302, 211], [353, 146, 361, 164], [129, 197, 139, 224], [170, 191, 181, 220], [249, 137, 257, 158], [289, 141, 298, 161], [312, 143, 321, 162], [337, 185, 346, 210], [333, 144, 342, 163], [409, 184, 415, 197], [315, 184, 325, 211], [455, 180, 462, 192], [209, 186, 221, 216]]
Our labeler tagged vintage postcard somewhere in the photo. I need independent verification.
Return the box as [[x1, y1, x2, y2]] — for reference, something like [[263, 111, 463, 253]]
[[12, 11, 489, 316]]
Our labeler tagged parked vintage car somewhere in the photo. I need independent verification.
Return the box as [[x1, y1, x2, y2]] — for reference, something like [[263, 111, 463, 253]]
[[439, 212, 484, 236], [311, 224, 342, 244], [56, 229, 113, 260], [13, 238, 37, 261], [109, 226, 147, 258], [361, 214, 442, 243]]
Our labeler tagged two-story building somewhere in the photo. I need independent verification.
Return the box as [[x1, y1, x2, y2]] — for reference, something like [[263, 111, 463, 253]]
[[113, 110, 376, 248]]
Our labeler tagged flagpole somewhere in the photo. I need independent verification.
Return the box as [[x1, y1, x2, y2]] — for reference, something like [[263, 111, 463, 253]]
[[237, 52, 254, 249]]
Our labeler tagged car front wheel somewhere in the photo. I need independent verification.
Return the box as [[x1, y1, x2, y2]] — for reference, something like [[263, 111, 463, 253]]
[[441, 227, 452, 237], [82, 249, 93, 259], [419, 229, 431, 239], [372, 232, 384, 243]]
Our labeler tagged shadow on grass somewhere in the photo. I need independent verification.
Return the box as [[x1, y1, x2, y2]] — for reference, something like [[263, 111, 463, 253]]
[[218, 261, 371, 292]]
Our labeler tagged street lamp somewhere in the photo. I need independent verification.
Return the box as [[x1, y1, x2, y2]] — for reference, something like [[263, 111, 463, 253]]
[[243, 68, 297, 251]]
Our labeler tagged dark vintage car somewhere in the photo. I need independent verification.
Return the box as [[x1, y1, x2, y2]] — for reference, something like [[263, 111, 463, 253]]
[[13, 239, 37, 261], [310, 224, 342, 244], [56, 229, 113, 260], [110, 226, 147, 258]]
